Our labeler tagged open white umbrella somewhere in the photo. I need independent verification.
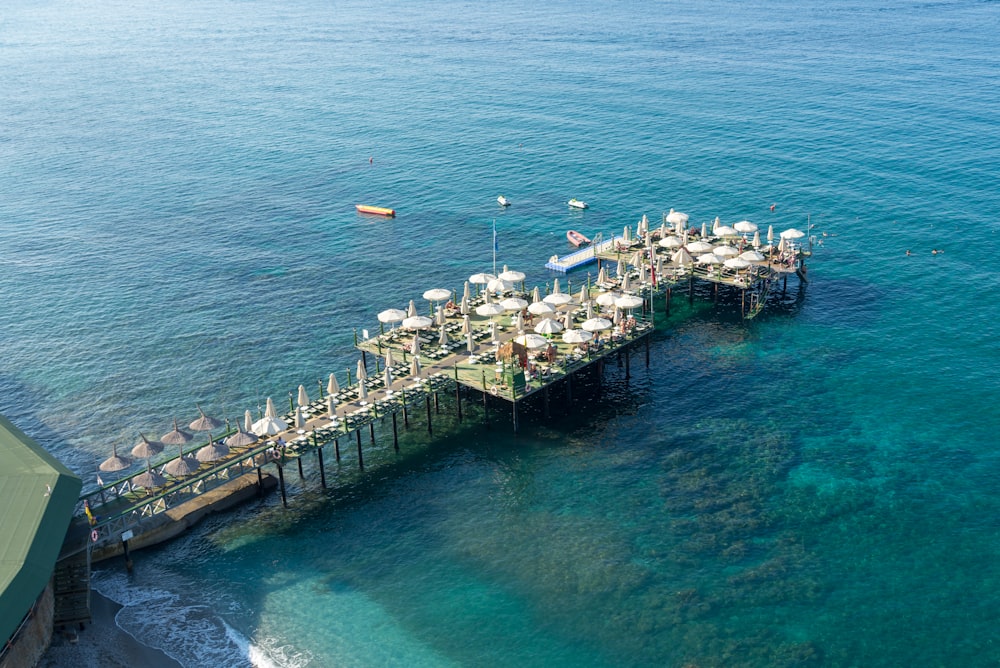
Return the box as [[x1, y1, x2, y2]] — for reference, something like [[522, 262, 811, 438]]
[[543, 292, 572, 306], [780, 228, 805, 239], [739, 250, 766, 262], [687, 240, 714, 254], [402, 315, 433, 330], [562, 329, 593, 344], [469, 272, 496, 285], [534, 318, 563, 334], [581, 317, 613, 332], [500, 297, 528, 311], [515, 333, 549, 349], [528, 301, 555, 316], [131, 433, 164, 460], [297, 384, 310, 407], [713, 245, 739, 257], [724, 257, 752, 269], [714, 226, 738, 238], [734, 220, 757, 233], [423, 288, 451, 303], [697, 253, 722, 264], [378, 308, 407, 325], [665, 208, 689, 225], [658, 235, 682, 248], [498, 269, 525, 283], [595, 292, 618, 307], [476, 302, 505, 318], [672, 248, 693, 266], [163, 445, 199, 477], [252, 398, 289, 436], [486, 277, 513, 294], [615, 295, 644, 310]]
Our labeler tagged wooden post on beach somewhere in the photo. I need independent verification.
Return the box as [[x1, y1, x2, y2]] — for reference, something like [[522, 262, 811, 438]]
[[392, 411, 399, 451], [318, 447, 327, 488], [355, 430, 364, 468], [425, 395, 433, 434], [277, 464, 287, 508]]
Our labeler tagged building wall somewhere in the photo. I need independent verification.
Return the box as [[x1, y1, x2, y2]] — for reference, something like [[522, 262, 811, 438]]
[[0, 582, 54, 668]]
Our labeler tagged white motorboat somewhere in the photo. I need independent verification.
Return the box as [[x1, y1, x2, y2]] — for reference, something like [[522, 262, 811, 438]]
[[497, 195, 511, 207], [568, 198, 588, 209]]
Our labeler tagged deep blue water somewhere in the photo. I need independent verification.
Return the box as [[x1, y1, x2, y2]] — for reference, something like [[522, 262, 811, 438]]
[[4, 0, 1000, 665]]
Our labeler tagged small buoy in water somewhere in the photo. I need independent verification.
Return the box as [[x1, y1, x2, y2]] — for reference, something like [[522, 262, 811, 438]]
[[369, 156, 373, 164]]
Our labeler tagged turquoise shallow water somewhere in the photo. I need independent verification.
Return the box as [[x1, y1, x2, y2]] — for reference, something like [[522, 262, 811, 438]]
[[3, 0, 1000, 665]]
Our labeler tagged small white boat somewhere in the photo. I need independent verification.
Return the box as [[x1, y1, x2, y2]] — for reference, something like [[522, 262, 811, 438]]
[[497, 195, 511, 207], [568, 198, 588, 210]]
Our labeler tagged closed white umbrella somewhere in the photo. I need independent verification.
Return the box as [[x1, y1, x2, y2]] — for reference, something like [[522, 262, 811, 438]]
[[383, 365, 394, 389], [752, 230, 761, 248], [327, 394, 337, 419], [531, 286, 542, 303], [407, 300, 418, 317], [515, 310, 524, 332], [767, 225, 775, 243], [327, 373, 340, 395], [701, 222, 708, 238], [596, 267, 609, 285], [357, 359, 368, 381], [466, 331, 475, 352], [410, 356, 421, 378], [577, 286, 587, 303], [462, 314, 471, 334], [297, 384, 309, 407], [243, 410, 254, 434], [410, 335, 420, 356], [621, 273, 631, 292], [438, 326, 449, 346], [294, 406, 306, 430], [435, 305, 446, 325], [358, 380, 369, 400], [552, 277, 562, 294], [490, 320, 500, 342], [563, 310, 573, 330], [384, 349, 394, 369]]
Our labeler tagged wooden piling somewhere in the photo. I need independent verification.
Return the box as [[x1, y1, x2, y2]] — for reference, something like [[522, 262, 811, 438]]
[[369, 421, 375, 443], [297, 457, 304, 479], [425, 395, 433, 434], [334, 438, 340, 462], [392, 411, 399, 451], [512, 400, 519, 433], [356, 429, 364, 468], [257, 468, 264, 498], [277, 464, 287, 507], [318, 447, 327, 488]]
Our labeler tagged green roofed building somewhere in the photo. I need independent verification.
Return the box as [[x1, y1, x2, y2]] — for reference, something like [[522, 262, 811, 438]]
[[0, 415, 81, 665]]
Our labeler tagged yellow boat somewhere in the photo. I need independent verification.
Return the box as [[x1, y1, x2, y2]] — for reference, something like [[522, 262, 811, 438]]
[[355, 204, 396, 217]]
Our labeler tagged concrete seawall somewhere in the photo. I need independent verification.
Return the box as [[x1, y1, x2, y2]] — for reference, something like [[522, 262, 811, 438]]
[[91, 472, 277, 563]]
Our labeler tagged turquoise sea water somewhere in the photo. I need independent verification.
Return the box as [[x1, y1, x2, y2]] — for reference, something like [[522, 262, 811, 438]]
[[3, 0, 1000, 665]]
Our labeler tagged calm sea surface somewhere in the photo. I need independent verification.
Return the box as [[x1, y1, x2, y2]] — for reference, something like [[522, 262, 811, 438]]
[[3, 0, 999, 665]]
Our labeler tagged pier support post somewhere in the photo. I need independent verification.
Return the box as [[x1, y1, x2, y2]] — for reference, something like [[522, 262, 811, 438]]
[[512, 401, 519, 434], [425, 395, 433, 435], [645, 336, 650, 367], [369, 421, 375, 444], [625, 346, 631, 380], [257, 468, 264, 498], [434, 391, 440, 413], [544, 386, 550, 419], [122, 538, 133, 573], [567, 374, 573, 403], [297, 457, 304, 479], [318, 448, 327, 488], [334, 438, 341, 462], [392, 412, 399, 451], [666, 287, 671, 317], [356, 430, 364, 469], [277, 464, 287, 508], [689, 274, 694, 303], [402, 391, 409, 428], [361, 351, 368, 374], [455, 384, 462, 422]]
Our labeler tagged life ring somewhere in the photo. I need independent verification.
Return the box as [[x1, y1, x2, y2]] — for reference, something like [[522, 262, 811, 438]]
[[91, 530, 99, 543], [490, 385, 498, 396]]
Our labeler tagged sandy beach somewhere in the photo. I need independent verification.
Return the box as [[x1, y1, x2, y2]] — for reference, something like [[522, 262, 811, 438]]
[[39, 591, 181, 668]]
